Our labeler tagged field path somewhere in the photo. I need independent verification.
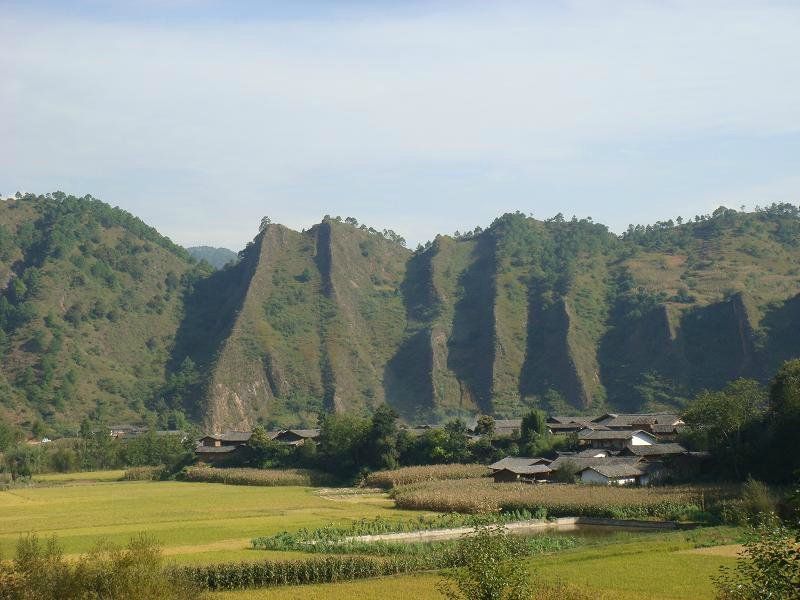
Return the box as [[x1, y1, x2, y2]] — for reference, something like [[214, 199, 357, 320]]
[[161, 538, 253, 556], [681, 544, 744, 557]]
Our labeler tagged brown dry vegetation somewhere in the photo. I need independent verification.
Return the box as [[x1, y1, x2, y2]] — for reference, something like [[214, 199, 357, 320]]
[[392, 479, 735, 519], [363, 464, 490, 489], [181, 467, 325, 487]]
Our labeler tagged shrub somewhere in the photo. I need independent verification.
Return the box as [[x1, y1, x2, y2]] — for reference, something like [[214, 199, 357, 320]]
[[123, 465, 166, 481], [0, 532, 201, 599], [738, 478, 776, 522], [49, 448, 78, 473], [364, 464, 490, 489], [714, 517, 800, 599], [181, 466, 330, 487], [438, 525, 532, 600]]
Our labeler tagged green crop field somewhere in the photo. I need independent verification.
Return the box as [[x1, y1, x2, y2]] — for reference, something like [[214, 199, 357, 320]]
[[0, 474, 434, 564], [0, 474, 744, 598], [215, 533, 740, 600]]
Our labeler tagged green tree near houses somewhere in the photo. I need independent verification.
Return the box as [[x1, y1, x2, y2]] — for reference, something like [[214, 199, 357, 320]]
[[438, 525, 532, 600]]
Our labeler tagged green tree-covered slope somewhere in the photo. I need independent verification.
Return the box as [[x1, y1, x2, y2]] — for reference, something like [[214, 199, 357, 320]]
[[3, 194, 800, 432], [0, 193, 209, 432]]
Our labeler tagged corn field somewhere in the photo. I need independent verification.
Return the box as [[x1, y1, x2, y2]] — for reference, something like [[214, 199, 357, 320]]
[[181, 466, 328, 487], [172, 555, 444, 590], [392, 479, 735, 519], [363, 464, 490, 489]]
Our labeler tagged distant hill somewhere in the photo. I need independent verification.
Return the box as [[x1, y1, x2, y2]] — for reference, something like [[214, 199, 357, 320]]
[[187, 246, 238, 269], [3, 193, 800, 434]]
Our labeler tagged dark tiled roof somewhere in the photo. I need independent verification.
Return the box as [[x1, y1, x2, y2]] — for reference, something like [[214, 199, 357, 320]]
[[286, 429, 320, 438], [578, 429, 657, 441], [548, 422, 608, 433], [592, 413, 683, 428], [195, 445, 238, 454], [548, 416, 599, 424], [621, 443, 687, 457], [651, 424, 684, 434], [494, 419, 522, 429], [495, 464, 552, 475], [548, 455, 643, 471], [581, 464, 644, 478], [489, 456, 551, 471], [575, 448, 619, 457], [203, 431, 252, 443]]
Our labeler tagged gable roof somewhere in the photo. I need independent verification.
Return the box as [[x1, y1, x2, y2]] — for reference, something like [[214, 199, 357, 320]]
[[591, 413, 683, 428], [495, 464, 552, 475], [651, 423, 684, 434], [578, 429, 658, 442], [580, 464, 644, 479], [494, 419, 522, 429], [548, 416, 598, 424], [620, 443, 687, 457], [575, 447, 618, 458], [287, 428, 320, 438], [489, 456, 551, 471], [195, 445, 239, 454], [548, 455, 644, 471], [202, 431, 252, 443]]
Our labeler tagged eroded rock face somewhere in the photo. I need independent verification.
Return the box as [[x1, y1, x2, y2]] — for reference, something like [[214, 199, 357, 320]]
[[6, 196, 800, 427], [201, 213, 800, 427]]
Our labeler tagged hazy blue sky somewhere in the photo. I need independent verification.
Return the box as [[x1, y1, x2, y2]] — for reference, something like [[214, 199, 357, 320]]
[[2, 1, 800, 250]]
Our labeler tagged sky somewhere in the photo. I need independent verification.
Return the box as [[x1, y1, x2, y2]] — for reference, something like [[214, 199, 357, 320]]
[[2, 0, 800, 251]]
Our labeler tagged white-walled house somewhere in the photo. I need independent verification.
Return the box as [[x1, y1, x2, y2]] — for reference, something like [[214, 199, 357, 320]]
[[578, 464, 650, 486], [577, 429, 658, 450]]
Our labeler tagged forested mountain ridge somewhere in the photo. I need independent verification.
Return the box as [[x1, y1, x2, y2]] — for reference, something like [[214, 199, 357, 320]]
[[0, 193, 210, 432], [2, 193, 800, 433]]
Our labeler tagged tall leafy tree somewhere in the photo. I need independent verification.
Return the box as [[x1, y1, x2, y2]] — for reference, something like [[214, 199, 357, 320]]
[[683, 379, 766, 478], [768, 360, 800, 480], [365, 404, 399, 471]]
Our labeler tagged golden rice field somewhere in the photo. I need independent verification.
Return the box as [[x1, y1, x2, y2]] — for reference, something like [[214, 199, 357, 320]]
[[363, 463, 490, 489], [1, 471, 746, 599], [0, 472, 433, 563]]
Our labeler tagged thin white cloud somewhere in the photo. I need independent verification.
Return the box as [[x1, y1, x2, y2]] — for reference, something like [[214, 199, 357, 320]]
[[1, 1, 799, 248]]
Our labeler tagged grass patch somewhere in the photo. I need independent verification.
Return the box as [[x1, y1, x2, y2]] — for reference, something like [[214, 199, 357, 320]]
[[31, 470, 126, 483]]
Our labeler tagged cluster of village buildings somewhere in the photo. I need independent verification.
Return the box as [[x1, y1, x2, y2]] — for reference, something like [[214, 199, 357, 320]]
[[191, 412, 699, 485], [489, 413, 698, 485]]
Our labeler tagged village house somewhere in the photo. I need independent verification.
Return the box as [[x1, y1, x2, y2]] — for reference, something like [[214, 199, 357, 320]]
[[195, 431, 253, 462], [590, 413, 685, 440], [546, 416, 601, 435], [492, 463, 552, 483], [488, 456, 553, 483], [492, 419, 523, 437], [109, 424, 148, 439], [271, 428, 320, 446], [618, 442, 687, 460], [577, 463, 652, 486], [577, 428, 658, 450]]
